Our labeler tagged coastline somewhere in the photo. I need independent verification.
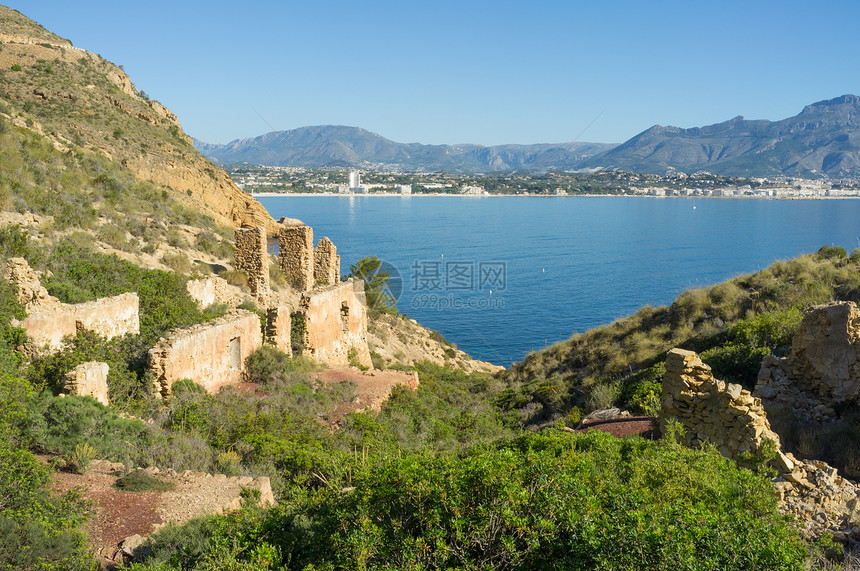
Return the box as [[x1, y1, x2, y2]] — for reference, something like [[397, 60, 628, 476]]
[[251, 192, 860, 200]]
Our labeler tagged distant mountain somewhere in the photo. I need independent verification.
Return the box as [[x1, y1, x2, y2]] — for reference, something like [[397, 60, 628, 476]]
[[194, 126, 616, 172], [583, 95, 860, 177], [196, 95, 860, 177]]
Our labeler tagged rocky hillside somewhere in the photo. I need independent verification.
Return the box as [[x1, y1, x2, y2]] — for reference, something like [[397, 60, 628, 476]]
[[195, 125, 615, 172], [584, 94, 860, 177], [0, 5, 277, 235]]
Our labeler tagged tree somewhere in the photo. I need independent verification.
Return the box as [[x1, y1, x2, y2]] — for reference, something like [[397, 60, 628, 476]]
[[348, 256, 396, 314]]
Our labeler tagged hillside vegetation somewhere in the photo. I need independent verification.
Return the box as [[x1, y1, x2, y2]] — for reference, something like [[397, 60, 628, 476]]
[[0, 5, 275, 234], [0, 5, 851, 570]]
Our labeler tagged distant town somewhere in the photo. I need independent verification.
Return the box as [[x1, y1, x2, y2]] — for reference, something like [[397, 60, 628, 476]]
[[226, 165, 860, 199]]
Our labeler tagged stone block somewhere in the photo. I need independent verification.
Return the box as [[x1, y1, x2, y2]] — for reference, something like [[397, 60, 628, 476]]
[[64, 361, 109, 405]]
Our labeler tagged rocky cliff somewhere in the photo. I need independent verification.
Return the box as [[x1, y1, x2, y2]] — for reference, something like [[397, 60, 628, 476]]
[[0, 6, 277, 235]]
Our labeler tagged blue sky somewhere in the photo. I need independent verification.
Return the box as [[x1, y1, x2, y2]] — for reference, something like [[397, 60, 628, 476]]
[[7, 1, 859, 146]]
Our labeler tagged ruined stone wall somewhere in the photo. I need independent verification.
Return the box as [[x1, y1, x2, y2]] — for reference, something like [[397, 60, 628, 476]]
[[64, 362, 109, 405], [278, 225, 314, 292], [234, 227, 270, 305], [298, 279, 371, 368], [18, 293, 140, 353], [661, 348, 783, 461], [4, 258, 139, 352], [756, 302, 860, 422], [265, 306, 291, 354], [313, 237, 340, 286], [185, 276, 240, 309], [4, 257, 56, 309], [148, 310, 262, 397]]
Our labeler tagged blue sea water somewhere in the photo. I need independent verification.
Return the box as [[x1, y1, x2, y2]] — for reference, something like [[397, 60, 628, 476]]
[[257, 196, 860, 367]]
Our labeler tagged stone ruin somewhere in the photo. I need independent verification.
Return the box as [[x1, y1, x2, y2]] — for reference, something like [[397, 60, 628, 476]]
[[147, 309, 262, 398], [756, 301, 860, 422], [3, 258, 139, 353], [265, 306, 291, 354], [278, 224, 340, 292], [295, 279, 372, 368], [314, 236, 340, 286], [661, 347, 860, 543], [63, 361, 109, 405], [233, 226, 270, 305], [279, 224, 314, 291], [661, 348, 789, 466], [185, 275, 240, 309]]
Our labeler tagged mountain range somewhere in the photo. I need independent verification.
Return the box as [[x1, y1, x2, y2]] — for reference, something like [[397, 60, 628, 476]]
[[196, 95, 860, 178]]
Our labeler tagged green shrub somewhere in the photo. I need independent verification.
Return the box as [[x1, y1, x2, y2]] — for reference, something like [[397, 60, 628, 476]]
[[701, 344, 769, 389], [65, 442, 96, 474], [114, 470, 175, 492], [817, 245, 848, 260], [0, 433, 91, 570], [9, 64, 21, 72], [24, 392, 146, 462]]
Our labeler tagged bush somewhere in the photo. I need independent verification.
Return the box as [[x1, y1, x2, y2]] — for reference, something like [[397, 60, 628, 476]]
[[65, 442, 96, 474], [0, 432, 91, 570], [114, 470, 175, 492], [293, 431, 806, 570]]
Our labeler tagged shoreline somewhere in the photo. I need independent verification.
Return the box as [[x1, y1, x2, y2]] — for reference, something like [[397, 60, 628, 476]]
[[251, 192, 860, 200]]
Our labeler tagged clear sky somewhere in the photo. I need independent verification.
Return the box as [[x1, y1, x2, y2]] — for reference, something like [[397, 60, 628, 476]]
[[6, 1, 859, 146]]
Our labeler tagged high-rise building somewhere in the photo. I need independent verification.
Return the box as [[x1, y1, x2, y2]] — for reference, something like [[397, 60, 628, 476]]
[[348, 170, 361, 189]]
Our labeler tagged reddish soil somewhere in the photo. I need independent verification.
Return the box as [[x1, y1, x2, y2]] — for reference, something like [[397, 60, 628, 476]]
[[574, 416, 657, 439], [45, 459, 161, 559], [317, 367, 419, 421]]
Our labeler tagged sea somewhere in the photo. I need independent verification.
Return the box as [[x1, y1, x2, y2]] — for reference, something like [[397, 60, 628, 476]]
[[257, 195, 860, 367]]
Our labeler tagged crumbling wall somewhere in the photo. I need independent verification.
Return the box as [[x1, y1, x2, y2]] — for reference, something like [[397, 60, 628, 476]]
[[148, 310, 262, 397], [234, 227, 270, 305], [313, 237, 340, 286], [18, 293, 140, 352], [4, 258, 140, 352], [297, 279, 371, 367], [756, 301, 860, 422], [185, 276, 240, 309], [661, 348, 784, 461], [64, 362, 109, 405], [278, 225, 314, 291], [4, 257, 57, 309], [265, 306, 291, 354]]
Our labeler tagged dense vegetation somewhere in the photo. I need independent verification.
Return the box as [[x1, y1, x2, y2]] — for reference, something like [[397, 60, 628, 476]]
[[7, 226, 853, 568]]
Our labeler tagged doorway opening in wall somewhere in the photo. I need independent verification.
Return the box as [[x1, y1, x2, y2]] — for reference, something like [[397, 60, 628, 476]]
[[229, 336, 241, 369]]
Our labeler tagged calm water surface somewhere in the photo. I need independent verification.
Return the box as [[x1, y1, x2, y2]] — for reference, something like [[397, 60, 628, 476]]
[[258, 196, 860, 366]]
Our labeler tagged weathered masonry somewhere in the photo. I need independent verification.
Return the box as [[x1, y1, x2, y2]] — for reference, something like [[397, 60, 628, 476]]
[[295, 279, 371, 368], [756, 301, 860, 422], [234, 226, 270, 305], [278, 225, 340, 292], [4, 258, 139, 353], [278, 225, 314, 291], [147, 310, 262, 397], [661, 348, 787, 466]]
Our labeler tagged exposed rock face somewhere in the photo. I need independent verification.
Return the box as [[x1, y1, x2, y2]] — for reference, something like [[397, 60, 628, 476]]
[[234, 227, 270, 305], [64, 361, 109, 405], [756, 301, 860, 422], [126, 156, 279, 236], [297, 280, 371, 368], [185, 276, 240, 309], [661, 348, 784, 461], [147, 310, 262, 397]]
